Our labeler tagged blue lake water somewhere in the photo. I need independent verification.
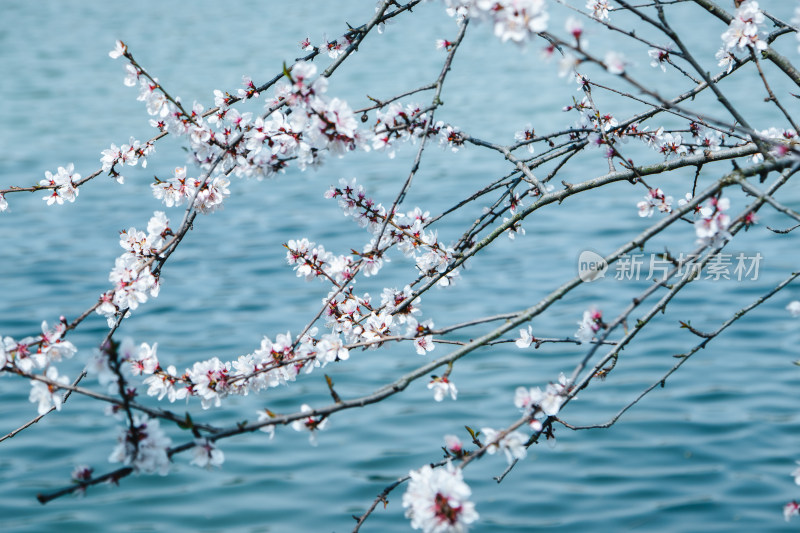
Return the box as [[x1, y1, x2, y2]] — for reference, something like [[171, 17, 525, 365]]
[[1, 1, 800, 531]]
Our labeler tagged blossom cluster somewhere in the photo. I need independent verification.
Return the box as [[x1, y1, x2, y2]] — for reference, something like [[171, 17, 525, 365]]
[[100, 137, 155, 184], [720, 0, 767, 55], [284, 233, 437, 358], [121, 326, 351, 413], [564, 90, 731, 163], [443, 0, 549, 44], [405, 371, 574, 531], [751, 127, 798, 162], [95, 212, 171, 327], [0, 321, 77, 415], [217, 60, 364, 179], [428, 374, 457, 401], [648, 46, 671, 72], [784, 461, 800, 521], [481, 427, 528, 464], [637, 188, 673, 218], [326, 177, 459, 287], [403, 462, 479, 533], [190, 438, 224, 468], [586, 0, 611, 21], [151, 166, 230, 214], [694, 196, 731, 246], [38, 163, 81, 206], [290, 404, 329, 446], [300, 29, 356, 60], [371, 103, 443, 158], [112, 44, 368, 209], [575, 308, 604, 343], [514, 372, 571, 428], [285, 237, 355, 284], [108, 413, 172, 475]]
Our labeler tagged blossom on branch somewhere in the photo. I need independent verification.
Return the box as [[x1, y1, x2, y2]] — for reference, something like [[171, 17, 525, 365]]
[[575, 308, 604, 344], [694, 197, 731, 246], [587, 0, 611, 21], [428, 375, 458, 402], [648, 46, 671, 72], [29, 367, 69, 415], [39, 164, 80, 206], [402, 462, 478, 533], [190, 438, 224, 469], [291, 404, 328, 446], [481, 427, 528, 465], [443, 0, 549, 44], [637, 188, 673, 218], [108, 414, 171, 476], [721, 0, 767, 53]]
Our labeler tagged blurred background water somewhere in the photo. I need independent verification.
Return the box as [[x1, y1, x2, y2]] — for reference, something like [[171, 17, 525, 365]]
[[1, 1, 799, 531]]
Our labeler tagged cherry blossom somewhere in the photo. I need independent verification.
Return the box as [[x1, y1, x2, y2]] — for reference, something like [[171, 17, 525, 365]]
[[715, 47, 736, 74], [39, 320, 77, 363], [291, 404, 328, 446], [370, 103, 439, 158], [575, 308, 604, 344], [443, 0, 549, 44], [587, 0, 611, 21], [143, 364, 188, 402], [436, 38, 454, 51], [100, 138, 155, 184], [382, 286, 423, 325], [108, 40, 127, 59], [481, 427, 528, 465], [5, 2, 799, 525], [515, 326, 534, 348], [720, 0, 767, 53], [565, 16, 585, 47], [503, 217, 526, 240], [792, 461, 800, 485], [39, 164, 80, 206], [187, 357, 230, 409], [538, 374, 571, 417], [444, 435, 464, 456], [29, 367, 69, 415], [654, 129, 687, 159], [402, 462, 478, 533], [131, 343, 161, 377], [557, 52, 580, 81], [694, 196, 731, 246], [439, 124, 465, 152], [750, 128, 798, 162], [108, 414, 172, 475], [514, 124, 536, 153], [190, 438, 224, 468], [314, 333, 350, 366], [193, 175, 230, 214], [515, 374, 570, 419], [71, 465, 93, 482], [414, 334, 435, 355], [637, 188, 673, 218], [256, 409, 277, 439], [648, 47, 670, 72], [604, 51, 626, 74], [785, 501, 800, 522], [428, 375, 458, 402]]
